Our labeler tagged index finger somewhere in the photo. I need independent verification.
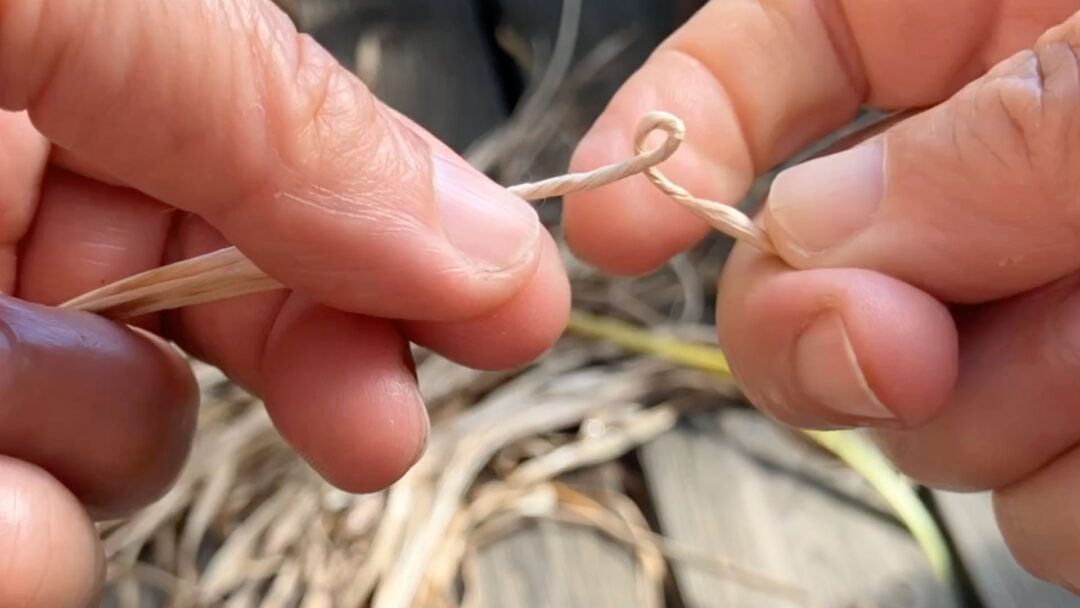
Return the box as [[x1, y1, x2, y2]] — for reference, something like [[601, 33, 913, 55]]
[[0, 0, 548, 322], [563, 0, 1080, 275]]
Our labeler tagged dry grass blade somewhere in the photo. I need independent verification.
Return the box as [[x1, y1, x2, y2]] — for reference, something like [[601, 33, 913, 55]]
[[198, 487, 296, 603], [259, 561, 302, 608], [115, 563, 198, 602], [179, 457, 238, 581], [61, 246, 283, 318], [464, 0, 583, 173], [506, 402, 682, 487]]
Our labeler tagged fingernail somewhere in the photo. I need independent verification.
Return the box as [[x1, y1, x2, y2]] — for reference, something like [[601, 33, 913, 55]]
[[768, 140, 884, 253], [432, 155, 540, 270], [795, 312, 894, 422], [401, 345, 428, 468], [409, 401, 430, 467]]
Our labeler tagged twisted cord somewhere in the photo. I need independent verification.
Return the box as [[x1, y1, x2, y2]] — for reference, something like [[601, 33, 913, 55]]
[[631, 115, 774, 254], [507, 111, 685, 200], [59, 111, 771, 319], [511, 111, 774, 253]]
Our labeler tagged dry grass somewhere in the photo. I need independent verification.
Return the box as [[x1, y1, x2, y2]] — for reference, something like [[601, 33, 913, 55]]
[[99, 338, 820, 607]]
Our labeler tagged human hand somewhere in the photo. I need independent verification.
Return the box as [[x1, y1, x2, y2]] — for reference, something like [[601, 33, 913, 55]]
[[0, 0, 570, 604], [566, 0, 1080, 592]]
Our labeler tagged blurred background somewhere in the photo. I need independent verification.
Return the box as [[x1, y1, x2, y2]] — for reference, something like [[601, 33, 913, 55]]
[[97, 1, 1080, 607]]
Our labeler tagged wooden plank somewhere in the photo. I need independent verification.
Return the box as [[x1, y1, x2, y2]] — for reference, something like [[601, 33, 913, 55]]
[[472, 466, 644, 608], [639, 407, 951, 608], [932, 490, 1080, 608], [474, 519, 643, 608]]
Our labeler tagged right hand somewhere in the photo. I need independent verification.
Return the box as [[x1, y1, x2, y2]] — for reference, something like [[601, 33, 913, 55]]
[[565, 0, 1080, 593]]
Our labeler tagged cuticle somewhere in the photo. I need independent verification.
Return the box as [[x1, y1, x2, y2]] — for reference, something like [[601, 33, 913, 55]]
[[401, 344, 418, 381], [410, 404, 430, 468], [831, 311, 887, 406]]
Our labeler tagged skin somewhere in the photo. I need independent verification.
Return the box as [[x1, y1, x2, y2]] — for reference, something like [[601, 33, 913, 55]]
[[565, 0, 1080, 594], [8, 0, 1080, 603], [0, 0, 570, 604]]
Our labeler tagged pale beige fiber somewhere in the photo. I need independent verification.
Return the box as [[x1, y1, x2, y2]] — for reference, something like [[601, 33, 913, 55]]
[[60, 112, 773, 319]]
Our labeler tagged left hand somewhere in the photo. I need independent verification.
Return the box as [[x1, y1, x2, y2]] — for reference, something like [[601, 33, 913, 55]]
[[0, 1, 571, 605]]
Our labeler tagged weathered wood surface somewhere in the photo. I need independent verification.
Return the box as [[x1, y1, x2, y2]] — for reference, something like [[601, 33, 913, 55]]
[[473, 515, 644, 608], [933, 490, 1080, 608], [472, 466, 646, 608], [639, 407, 951, 608]]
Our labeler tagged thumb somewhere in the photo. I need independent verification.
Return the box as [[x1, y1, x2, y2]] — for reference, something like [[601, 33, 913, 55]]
[[761, 9, 1080, 304], [0, 0, 544, 321], [0, 457, 105, 608], [0, 295, 198, 518]]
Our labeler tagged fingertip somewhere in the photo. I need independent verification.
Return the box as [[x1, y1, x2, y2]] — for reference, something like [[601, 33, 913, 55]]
[[564, 45, 757, 276], [0, 295, 199, 518], [835, 273, 959, 425], [719, 251, 957, 429], [0, 457, 104, 608], [565, 129, 712, 275], [261, 298, 427, 493], [402, 230, 571, 370]]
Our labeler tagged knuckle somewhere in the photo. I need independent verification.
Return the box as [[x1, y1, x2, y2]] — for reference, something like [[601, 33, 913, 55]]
[[984, 53, 1062, 178], [259, 31, 430, 220], [976, 35, 1080, 234], [285, 34, 378, 164]]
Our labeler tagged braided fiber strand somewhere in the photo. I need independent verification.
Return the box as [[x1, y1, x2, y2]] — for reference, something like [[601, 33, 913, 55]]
[[59, 112, 771, 319]]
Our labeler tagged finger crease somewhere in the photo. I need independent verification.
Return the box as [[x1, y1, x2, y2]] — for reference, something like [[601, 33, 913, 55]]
[[819, 0, 871, 102]]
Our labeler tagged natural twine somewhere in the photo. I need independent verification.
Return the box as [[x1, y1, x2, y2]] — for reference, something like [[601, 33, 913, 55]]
[[59, 111, 773, 319]]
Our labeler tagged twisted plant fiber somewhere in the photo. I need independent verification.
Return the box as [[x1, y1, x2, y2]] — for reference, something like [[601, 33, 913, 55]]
[[60, 111, 774, 319]]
